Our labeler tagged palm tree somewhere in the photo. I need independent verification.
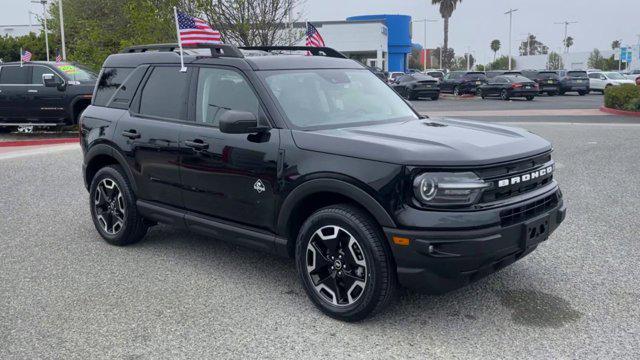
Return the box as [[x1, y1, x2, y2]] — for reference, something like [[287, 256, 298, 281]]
[[490, 39, 501, 61], [432, 0, 462, 69], [611, 40, 621, 50], [564, 36, 574, 52]]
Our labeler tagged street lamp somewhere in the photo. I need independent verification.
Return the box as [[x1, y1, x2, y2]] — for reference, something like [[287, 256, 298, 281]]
[[31, 0, 49, 61], [413, 18, 438, 71], [504, 8, 518, 70], [554, 20, 577, 53]]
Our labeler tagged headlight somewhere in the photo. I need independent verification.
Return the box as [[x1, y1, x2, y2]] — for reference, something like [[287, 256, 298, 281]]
[[413, 172, 490, 207]]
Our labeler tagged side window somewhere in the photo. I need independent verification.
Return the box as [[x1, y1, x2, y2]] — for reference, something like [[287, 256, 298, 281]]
[[94, 67, 133, 107], [588, 73, 598, 79], [138, 67, 190, 120], [0, 66, 29, 84], [31, 66, 61, 85], [196, 68, 260, 127]]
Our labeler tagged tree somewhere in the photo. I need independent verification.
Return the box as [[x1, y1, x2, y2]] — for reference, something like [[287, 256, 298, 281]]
[[564, 36, 574, 52], [588, 48, 605, 69], [487, 55, 515, 70], [547, 51, 563, 70], [431, 0, 462, 70], [408, 47, 422, 70], [518, 34, 548, 56], [490, 39, 500, 62], [431, 46, 455, 69], [612, 40, 621, 50], [0, 33, 49, 62], [451, 53, 474, 71]]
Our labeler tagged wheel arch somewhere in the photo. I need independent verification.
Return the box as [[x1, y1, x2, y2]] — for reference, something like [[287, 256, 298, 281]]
[[84, 144, 137, 194], [69, 96, 92, 124], [277, 178, 396, 257]]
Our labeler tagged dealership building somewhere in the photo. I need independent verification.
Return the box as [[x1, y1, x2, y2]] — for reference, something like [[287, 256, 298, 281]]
[[294, 14, 413, 72]]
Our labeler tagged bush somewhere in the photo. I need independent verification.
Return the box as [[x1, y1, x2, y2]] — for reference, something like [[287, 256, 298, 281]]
[[624, 97, 640, 112], [604, 84, 640, 110]]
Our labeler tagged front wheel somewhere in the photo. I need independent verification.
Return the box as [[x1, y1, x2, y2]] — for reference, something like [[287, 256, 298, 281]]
[[430, 94, 440, 101], [295, 204, 397, 322], [453, 86, 461, 96], [500, 89, 510, 101], [89, 165, 149, 246], [477, 89, 485, 99], [526, 95, 535, 101], [578, 91, 587, 96]]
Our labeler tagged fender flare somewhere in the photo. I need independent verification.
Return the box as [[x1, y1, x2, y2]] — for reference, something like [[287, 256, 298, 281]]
[[84, 143, 138, 194], [68, 95, 92, 122], [276, 178, 397, 236]]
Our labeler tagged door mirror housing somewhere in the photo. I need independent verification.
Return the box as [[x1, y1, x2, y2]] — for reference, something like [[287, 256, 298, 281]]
[[42, 73, 59, 87], [219, 110, 266, 134]]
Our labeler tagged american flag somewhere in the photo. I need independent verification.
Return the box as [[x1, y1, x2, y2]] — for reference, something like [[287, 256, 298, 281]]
[[305, 22, 325, 48], [21, 50, 32, 62], [55, 50, 62, 63], [177, 11, 222, 45]]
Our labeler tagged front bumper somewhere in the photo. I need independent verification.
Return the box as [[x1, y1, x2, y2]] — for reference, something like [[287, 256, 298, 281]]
[[384, 186, 566, 293]]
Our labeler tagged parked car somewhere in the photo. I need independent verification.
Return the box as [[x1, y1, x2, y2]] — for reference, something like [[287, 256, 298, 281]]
[[522, 70, 560, 96], [81, 44, 565, 321], [0, 61, 96, 130], [588, 71, 636, 92], [557, 70, 590, 95], [423, 70, 445, 82], [390, 73, 440, 100], [623, 69, 640, 81], [367, 66, 388, 82], [440, 71, 487, 96], [388, 71, 405, 83], [477, 75, 538, 101]]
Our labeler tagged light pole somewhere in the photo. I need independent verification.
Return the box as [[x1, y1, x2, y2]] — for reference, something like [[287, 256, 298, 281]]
[[554, 20, 577, 53], [504, 8, 518, 70], [413, 18, 438, 72], [58, 0, 66, 60], [31, 0, 49, 61]]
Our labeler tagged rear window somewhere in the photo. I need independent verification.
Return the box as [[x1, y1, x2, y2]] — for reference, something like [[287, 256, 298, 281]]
[[536, 72, 558, 79], [567, 71, 587, 78], [463, 73, 487, 81], [427, 71, 443, 79], [94, 67, 133, 106], [138, 66, 190, 120], [0, 66, 29, 84]]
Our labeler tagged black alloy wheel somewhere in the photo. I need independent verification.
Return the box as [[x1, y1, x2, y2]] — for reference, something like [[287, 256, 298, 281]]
[[500, 89, 510, 100], [94, 178, 126, 235], [453, 86, 461, 96]]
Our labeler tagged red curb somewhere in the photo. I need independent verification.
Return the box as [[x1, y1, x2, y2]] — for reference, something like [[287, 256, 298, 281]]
[[0, 137, 79, 147], [599, 106, 640, 117]]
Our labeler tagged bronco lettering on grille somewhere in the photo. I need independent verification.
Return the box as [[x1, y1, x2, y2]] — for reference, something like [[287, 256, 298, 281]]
[[497, 165, 554, 188]]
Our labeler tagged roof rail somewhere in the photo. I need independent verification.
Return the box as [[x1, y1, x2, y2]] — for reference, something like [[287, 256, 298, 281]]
[[238, 46, 347, 59], [121, 43, 244, 58]]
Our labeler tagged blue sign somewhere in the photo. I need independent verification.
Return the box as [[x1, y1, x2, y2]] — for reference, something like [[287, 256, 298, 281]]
[[621, 47, 632, 62]]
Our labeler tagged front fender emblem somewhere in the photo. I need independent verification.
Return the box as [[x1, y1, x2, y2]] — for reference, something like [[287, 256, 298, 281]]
[[253, 179, 266, 194]]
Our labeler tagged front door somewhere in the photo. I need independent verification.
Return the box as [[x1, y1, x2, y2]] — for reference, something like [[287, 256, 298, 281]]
[[25, 65, 66, 121], [179, 66, 279, 231], [0, 65, 30, 120], [114, 65, 191, 208]]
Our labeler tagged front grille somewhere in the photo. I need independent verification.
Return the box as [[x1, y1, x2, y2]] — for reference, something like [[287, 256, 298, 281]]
[[500, 193, 558, 227]]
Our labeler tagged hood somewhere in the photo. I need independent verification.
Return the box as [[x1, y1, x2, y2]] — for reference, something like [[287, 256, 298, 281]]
[[612, 79, 635, 84], [291, 118, 552, 166]]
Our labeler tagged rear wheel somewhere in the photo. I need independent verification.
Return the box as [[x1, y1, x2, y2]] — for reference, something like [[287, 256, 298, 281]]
[[430, 94, 440, 101], [89, 165, 148, 246], [526, 95, 535, 101], [500, 89, 510, 101], [547, 91, 556, 96], [477, 88, 486, 99], [453, 86, 461, 96], [578, 91, 587, 96], [295, 204, 397, 322], [407, 90, 417, 100]]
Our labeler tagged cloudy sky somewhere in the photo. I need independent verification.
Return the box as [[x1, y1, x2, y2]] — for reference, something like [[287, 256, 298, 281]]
[[1, 0, 638, 63]]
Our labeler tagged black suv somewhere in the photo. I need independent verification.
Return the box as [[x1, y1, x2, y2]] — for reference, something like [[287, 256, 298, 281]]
[[81, 44, 566, 321], [558, 70, 590, 95], [522, 70, 561, 96], [390, 73, 440, 100], [440, 71, 487, 96], [0, 61, 96, 128]]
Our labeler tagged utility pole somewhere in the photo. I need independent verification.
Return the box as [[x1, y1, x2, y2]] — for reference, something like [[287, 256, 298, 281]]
[[31, 0, 49, 61], [505, 8, 518, 70], [555, 20, 577, 53], [58, 0, 66, 60]]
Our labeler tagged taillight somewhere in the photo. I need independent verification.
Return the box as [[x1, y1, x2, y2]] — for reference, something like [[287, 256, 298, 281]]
[[511, 83, 523, 89]]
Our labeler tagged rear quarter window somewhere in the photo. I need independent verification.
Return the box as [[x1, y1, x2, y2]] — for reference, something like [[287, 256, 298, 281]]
[[0, 66, 29, 84], [94, 67, 133, 107]]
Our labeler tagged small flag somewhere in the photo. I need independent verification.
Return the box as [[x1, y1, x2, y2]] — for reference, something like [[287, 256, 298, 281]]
[[305, 22, 325, 48], [55, 50, 62, 63], [21, 50, 32, 62], [176, 11, 222, 45]]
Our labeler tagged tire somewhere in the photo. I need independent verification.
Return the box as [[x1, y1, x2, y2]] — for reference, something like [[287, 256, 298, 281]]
[[430, 94, 440, 101], [89, 165, 148, 246], [477, 89, 485, 99], [295, 204, 397, 322], [559, 90, 566, 95], [578, 91, 587, 96], [453, 86, 461, 96], [500, 89, 510, 101], [407, 90, 417, 100], [526, 95, 535, 101], [547, 91, 556, 96]]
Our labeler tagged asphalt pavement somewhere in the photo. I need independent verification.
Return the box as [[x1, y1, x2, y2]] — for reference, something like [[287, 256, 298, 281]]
[[1, 97, 639, 359]]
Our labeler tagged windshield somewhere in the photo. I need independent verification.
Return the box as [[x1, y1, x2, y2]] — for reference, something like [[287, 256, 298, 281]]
[[605, 72, 625, 80], [567, 71, 587, 78], [260, 69, 418, 129], [54, 63, 97, 83]]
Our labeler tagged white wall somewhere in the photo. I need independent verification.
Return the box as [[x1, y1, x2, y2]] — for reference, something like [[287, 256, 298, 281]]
[[514, 49, 633, 70], [0, 24, 41, 37]]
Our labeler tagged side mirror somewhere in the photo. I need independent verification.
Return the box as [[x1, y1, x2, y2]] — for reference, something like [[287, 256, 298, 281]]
[[600, 76, 606, 80], [219, 110, 265, 134], [43, 73, 58, 87]]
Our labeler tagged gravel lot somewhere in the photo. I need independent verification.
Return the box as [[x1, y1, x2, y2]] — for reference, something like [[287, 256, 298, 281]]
[[1, 100, 639, 358]]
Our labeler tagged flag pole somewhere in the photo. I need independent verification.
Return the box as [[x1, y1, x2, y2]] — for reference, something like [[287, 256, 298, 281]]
[[173, 6, 187, 73], [20, 47, 23, 67]]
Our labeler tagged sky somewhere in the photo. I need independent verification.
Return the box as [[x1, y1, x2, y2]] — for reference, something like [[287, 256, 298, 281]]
[[1, 0, 638, 64]]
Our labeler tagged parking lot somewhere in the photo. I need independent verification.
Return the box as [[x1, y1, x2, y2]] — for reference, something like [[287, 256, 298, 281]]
[[1, 95, 639, 359]]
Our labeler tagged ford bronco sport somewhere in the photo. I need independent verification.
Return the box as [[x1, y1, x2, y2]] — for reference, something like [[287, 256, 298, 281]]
[[81, 44, 566, 321]]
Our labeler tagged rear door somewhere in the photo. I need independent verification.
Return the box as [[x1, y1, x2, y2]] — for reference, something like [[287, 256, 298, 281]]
[[588, 72, 603, 90], [179, 66, 280, 231], [114, 65, 190, 208], [0, 65, 30, 120], [26, 65, 66, 121]]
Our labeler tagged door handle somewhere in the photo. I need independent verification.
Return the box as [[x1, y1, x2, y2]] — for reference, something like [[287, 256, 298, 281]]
[[121, 129, 141, 139], [184, 139, 209, 150], [28, 89, 38, 93]]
